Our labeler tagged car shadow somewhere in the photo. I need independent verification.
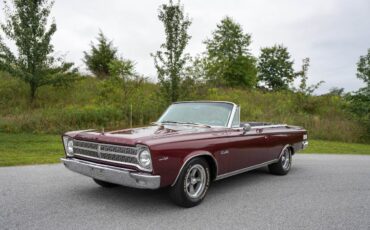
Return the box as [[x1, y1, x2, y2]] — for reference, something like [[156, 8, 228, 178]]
[[69, 166, 299, 211]]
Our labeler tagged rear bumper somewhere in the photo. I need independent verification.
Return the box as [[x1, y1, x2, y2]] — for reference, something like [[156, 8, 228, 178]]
[[61, 158, 160, 189]]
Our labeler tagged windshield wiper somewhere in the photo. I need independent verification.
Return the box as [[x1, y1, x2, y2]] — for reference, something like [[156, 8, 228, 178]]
[[155, 120, 211, 128], [179, 121, 211, 128], [151, 120, 180, 126]]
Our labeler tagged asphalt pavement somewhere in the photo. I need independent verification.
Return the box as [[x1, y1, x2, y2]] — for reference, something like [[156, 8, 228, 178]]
[[1, 154, 370, 230]]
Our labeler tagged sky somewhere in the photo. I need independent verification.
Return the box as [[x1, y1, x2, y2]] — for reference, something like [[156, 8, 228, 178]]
[[3, 0, 370, 94]]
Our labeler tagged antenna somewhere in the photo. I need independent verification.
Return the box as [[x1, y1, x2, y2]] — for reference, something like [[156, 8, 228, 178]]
[[130, 103, 133, 128]]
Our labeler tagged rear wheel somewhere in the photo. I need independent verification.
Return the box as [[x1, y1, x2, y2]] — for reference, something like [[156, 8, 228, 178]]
[[93, 178, 118, 188], [170, 158, 210, 208], [268, 146, 292, 175]]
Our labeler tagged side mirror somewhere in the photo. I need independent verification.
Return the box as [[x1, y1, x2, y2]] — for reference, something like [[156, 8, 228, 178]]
[[243, 123, 251, 134]]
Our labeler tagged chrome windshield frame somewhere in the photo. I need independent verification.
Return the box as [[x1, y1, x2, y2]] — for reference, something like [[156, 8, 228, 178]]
[[156, 101, 238, 128]]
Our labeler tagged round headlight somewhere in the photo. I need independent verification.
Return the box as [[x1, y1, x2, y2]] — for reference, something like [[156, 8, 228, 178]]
[[138, 149, 151, 168], [67, 139, 74, 156]]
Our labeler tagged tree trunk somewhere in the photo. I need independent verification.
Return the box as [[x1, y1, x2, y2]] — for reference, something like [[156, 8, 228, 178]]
[[30, 83, 37, 105]]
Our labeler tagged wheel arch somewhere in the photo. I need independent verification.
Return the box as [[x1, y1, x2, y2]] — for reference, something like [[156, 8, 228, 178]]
[[171, 151, 218, 187], [288, 145, 295, 155], [278, 144, 294, 159]]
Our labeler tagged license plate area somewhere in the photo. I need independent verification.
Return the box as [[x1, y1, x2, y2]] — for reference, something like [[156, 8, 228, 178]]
[[91, 167, 106, 180]]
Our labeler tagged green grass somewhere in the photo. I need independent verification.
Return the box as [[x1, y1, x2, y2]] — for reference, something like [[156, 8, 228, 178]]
[[0, 133, 369, 167], [300, 140, 370, 155], [0, 133, 63, 166]]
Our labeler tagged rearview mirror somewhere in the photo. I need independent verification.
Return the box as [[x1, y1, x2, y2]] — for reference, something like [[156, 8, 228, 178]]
[[243, 123, 251, 134]]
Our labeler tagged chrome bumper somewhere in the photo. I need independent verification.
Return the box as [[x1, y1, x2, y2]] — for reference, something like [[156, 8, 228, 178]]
[[61, 158, 160, 189], [302, 140, 308, 149]]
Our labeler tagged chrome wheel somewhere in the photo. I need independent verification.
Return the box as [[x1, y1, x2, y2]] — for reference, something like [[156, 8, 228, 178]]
[[185, 164, 206, 199], [281, 148, 291, 170]]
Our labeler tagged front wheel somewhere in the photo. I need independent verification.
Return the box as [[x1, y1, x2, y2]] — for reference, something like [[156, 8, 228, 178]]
[[268, 146, 292, 175], [169, 158, 210, 207]]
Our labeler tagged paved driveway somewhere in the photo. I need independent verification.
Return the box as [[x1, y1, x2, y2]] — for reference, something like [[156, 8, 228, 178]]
[[1, 154, 370, 230]]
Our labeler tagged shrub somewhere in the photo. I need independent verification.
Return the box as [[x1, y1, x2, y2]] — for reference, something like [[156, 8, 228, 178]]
[[0, 73, 368, 143]]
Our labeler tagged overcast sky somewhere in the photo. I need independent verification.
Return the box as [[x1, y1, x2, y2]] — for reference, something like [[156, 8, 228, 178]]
[[3, 0, 370, 94]]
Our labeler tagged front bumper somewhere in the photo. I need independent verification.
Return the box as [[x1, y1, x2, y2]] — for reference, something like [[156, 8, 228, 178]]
[[302, 140, 308, 149], [61, 158, 160, 189]]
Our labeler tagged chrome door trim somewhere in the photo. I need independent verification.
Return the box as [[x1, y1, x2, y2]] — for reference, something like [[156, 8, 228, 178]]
[[215, 144, 293, 180], [215, 159, 278, 181]]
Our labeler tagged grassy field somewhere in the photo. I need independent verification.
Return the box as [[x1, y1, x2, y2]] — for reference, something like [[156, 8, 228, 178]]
[[301, 140, 370, 155], [0, 132, 369, 167], [0, 133, 64, 166]]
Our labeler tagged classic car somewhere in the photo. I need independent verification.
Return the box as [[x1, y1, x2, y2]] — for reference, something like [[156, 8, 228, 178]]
[[61, 101, 308, 207]]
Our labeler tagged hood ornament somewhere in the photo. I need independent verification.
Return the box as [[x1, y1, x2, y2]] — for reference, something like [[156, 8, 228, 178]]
[[101, 127, 105, 135]]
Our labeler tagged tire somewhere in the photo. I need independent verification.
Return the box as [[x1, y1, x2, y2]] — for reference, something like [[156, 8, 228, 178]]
[[170, 158, 211, 208], [268, 146, 292, 175], [93, 178, 118, 188]]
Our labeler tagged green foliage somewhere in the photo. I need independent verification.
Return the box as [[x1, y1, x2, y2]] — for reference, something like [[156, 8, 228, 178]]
[[344, 48, 370, 140], [0, 0, 77, 102], [328, 87, 345, 97], [357, 48, 370, 86], [152, 0, 191, 103], [294, 58, 324, 95], [204, 17, 257, 88], [257, 44, 295, 90], [1, 70, 367, 143], [83, 31, 118, 78], [346, 86, 370, 140]]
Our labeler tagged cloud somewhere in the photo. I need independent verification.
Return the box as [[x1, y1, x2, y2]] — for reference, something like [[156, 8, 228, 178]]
[[4, 0, 369, 93]]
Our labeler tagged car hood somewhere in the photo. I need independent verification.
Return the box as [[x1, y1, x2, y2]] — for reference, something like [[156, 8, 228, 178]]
[[69, 125, 226, 146]]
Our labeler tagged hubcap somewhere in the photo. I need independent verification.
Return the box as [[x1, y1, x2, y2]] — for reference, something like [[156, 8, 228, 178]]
[[281, 148, 291, 170], [185, 164, 206, 199]]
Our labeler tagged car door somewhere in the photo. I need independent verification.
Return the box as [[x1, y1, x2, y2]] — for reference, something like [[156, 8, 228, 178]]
[[224, 128, 273, 171]]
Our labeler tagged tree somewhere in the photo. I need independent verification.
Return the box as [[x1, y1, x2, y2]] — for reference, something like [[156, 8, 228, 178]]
[[108, 58, 139, 99], [295, 58, 324, 95], [343, 49, 370, 141], [0, 0, 77, 102], [357, 48, 370, 86], [204, 17, 257, 88], [152, 0, 191, 102], [83, 31, 118, 79], [328, 87, 345, 97], [257, 44, 295, 90]]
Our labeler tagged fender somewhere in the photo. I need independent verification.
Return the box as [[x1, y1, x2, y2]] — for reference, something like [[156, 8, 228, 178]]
[[171, 151, 218, 187]]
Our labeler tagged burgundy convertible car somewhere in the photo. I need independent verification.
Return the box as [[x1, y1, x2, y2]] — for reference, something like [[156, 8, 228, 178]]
[[61, 101, 308, 207]]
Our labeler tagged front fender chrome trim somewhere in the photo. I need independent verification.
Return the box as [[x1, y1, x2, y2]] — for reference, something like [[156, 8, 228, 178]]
[[171, 153, 218, 187]]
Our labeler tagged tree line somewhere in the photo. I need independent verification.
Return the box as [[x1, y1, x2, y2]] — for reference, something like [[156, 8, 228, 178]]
[[0, 0, 369, 107]]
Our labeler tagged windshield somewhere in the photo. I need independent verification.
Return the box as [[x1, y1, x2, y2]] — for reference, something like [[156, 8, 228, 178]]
[[157, 102, 234, 127]]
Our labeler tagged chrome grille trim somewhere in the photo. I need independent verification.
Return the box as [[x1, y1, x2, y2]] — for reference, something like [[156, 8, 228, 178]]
[[72, 140, 139, 166]]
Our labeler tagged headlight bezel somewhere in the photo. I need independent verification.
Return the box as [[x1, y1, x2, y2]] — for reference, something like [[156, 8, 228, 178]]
[[137, 145, 153, 172], [62, 136, 74, 157]]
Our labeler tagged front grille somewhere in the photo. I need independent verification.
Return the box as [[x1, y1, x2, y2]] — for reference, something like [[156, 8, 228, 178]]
[[73, 140, 138, 165]]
